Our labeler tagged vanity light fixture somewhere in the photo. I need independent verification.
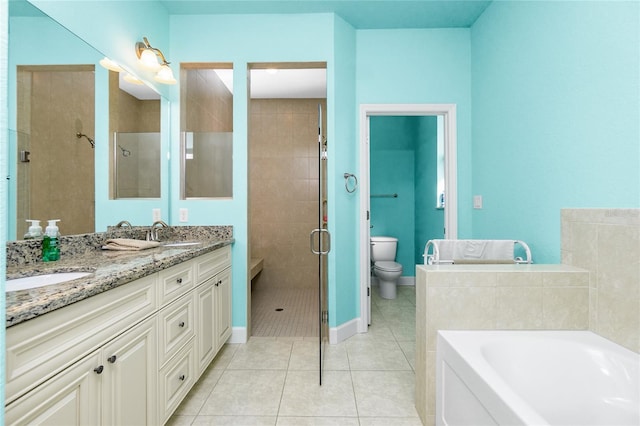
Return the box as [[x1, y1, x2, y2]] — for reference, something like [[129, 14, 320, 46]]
[[99, 57, 124, 73], [123, 73, 144, 85], [135, 37, 177, 85]]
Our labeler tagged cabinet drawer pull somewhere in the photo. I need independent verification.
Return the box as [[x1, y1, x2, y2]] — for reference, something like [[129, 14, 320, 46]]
[[178, 374, 185, 381], [178, 321, 185, 328], [107, 355, 117, 364], [94, 365, 104, 374], [176, 277, 183, 284]]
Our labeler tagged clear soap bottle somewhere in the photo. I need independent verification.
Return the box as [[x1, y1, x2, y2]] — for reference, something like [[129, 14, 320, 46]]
[[24, 219, 43, 239], [42, 219, 61, 262]]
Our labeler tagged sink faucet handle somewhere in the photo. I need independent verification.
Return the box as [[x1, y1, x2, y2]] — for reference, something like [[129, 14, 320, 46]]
[[149, 220, 169, 241]]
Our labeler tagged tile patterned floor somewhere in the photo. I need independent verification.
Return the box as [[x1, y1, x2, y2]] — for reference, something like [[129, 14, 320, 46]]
[[167, 285, 421, 425], [251, 287, 319, 337]]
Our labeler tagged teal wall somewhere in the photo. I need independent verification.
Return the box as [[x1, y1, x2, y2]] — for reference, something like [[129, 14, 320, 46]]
[[471, 1, 640, 263], [1, 0, 8, 421], [356, 28, 473, 245], [370, 116, 443, 275], [415, 116, 444, 263], [169, 13, 339, 328], [330, 15, 358, 326]]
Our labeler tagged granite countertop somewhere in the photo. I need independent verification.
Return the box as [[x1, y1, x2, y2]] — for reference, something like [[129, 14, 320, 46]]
[[6, 229, 233, 328]]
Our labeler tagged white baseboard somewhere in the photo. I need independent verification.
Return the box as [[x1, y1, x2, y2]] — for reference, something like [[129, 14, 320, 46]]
[[329, 318, 359, 344], [399, 276, 415, 286], [371, 276, 415, 286], [229, 327, 247, 344]]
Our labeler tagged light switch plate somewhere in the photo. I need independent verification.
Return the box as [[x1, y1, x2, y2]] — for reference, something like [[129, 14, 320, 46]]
[[473, 195, 483, 209], [179, 208, 189, 223], [152, 208, 161, 222]]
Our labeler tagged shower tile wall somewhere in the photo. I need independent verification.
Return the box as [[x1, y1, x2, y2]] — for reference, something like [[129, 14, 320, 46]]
[[561, 208, 640, 353], [250, 99, 326, 289], [182, 67, 232, 132], [17, 67, 95, 236], [110, 73, 161, 198], [181, 67, 233, 197]]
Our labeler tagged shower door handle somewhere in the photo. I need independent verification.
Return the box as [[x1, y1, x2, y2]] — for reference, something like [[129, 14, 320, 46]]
[[310, 229, 331, 255]]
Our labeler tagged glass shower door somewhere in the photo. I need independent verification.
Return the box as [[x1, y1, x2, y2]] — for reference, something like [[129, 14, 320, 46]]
[[310, 103, 330, 385]]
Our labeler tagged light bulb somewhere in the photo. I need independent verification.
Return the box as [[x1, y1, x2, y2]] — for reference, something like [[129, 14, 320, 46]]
[[139, 48, 161, 71], [99, 57, 123, 72], [123, 73, 144, 85], [155, 64, 177, 85]]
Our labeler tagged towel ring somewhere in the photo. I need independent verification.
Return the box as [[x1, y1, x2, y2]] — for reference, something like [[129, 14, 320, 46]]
[[344, 173, 358, 193]]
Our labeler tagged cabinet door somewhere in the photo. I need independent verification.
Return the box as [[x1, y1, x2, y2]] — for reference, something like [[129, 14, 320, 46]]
[[101, 317, 157, 426], [196, 278, 216, 375], [215, 267, 232, 351], [5, 350, 101, 426]]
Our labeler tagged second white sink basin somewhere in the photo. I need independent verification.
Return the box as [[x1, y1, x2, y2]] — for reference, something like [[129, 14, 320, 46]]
[[6, 272, 93, 292]]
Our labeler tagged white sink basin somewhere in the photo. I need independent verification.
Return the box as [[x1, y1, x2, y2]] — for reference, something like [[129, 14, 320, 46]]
[[162, 242, 202, 247], [6, 272, 93, 292]]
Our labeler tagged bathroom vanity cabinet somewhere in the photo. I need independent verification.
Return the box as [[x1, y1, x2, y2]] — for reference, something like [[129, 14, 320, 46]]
[[5, 245, 232, 425]]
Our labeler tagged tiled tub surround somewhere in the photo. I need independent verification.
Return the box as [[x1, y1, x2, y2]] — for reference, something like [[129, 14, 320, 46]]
[[415, 264, 590, 426], [6, 226, 233, 327], [561, 208, 640, 353]]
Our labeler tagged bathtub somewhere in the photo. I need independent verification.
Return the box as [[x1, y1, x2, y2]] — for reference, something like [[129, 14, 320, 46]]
[[436, 330, 640, 426]]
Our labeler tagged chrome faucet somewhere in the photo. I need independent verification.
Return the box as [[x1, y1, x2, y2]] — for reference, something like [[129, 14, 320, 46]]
[[115, 220, 132, 228], [148, 220, 169, 241]]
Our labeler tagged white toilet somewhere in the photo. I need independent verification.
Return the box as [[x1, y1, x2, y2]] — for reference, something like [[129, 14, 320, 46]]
[[371, 236, 403, 299]]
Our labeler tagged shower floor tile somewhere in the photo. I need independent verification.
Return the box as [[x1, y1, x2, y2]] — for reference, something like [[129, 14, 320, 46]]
[[252, 287, 319, 337]]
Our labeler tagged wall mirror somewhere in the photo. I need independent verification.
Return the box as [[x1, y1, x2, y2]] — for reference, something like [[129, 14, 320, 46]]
[[109, 72, 162, 199], [180, 63, 233, 199], [8, 0, 166, 239]]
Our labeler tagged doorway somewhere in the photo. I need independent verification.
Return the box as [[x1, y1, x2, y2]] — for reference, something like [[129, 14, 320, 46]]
[[358, 104, 458, 330], [247, 63, 328, 342]]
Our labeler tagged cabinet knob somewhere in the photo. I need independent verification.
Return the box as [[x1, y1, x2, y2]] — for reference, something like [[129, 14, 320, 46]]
[[94, 365, 104, 374], [215, 280, 221, 287], [178, 321, 185, 328], [107, 355, 117, 364], [178, 374, 185, 381], [176, 278, 183, 284]]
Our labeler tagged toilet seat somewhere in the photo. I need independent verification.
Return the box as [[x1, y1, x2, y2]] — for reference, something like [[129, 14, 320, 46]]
[[374, 261, 402, 272]]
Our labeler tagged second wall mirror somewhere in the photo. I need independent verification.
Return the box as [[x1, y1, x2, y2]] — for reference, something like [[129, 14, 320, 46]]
[[180, 63, 234, 199]]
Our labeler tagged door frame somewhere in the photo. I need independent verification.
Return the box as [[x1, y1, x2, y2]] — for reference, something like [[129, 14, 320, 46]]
[[358, 104, 458, 331]]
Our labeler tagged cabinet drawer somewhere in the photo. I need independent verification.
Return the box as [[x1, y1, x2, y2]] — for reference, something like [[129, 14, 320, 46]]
[[158, 260, 194, 306], [158, 293, 195, 367], [194, 245, 231, 285], [158, 342, 195, 423], [6, 274, 157, 404]]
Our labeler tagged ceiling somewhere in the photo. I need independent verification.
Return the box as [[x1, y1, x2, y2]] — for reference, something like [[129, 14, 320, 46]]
[[158, 1, 492, 29]]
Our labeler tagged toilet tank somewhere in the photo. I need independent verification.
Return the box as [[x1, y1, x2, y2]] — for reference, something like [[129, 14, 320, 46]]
[[370, 236, 398, 261]]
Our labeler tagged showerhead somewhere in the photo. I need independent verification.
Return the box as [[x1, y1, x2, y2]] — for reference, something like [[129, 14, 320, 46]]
[[76, 132, 95, 148]]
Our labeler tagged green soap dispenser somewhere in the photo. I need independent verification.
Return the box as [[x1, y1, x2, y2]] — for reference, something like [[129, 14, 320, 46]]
[[42, 219, 61, 262]]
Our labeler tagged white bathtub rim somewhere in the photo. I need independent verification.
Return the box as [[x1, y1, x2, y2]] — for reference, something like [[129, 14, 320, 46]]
[[437, 331, 548, 425], [436, 330, 640, 426]]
